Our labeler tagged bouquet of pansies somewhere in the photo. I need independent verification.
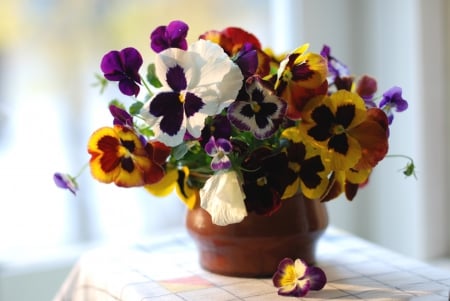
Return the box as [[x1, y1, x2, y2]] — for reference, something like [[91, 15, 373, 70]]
[[55, 20, 413, 227]]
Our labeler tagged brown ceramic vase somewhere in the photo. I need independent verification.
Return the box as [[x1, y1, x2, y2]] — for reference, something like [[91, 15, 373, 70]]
[[185, 193, 328, 277]]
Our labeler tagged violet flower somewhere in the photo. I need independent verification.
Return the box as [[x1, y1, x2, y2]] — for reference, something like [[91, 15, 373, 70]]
[[150, 20, 189, 53], [320, 44, 350, 85], [100, 47, 143, 97], [205, 136, 232, 171], [109, 104, 133, 127], [379, 86, 408, 124], [53, 173, 78, 195]]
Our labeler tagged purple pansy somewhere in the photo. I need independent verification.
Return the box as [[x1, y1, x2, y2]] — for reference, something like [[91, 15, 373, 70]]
[[272, 258, 326, 297], [232, 43, 258, 78], [205, 136, 232, 170], [53, 173, 78, 195], [150, 20, 189, 53], [200, 115, 232, 147], [228, 76, 286, 140], [109, 104, 133, 127], [100, 47, 143, 96], [379, 86, 408, 124], [320, 45, 350, 86]]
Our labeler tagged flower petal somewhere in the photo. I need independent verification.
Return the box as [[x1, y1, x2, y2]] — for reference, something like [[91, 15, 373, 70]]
[[200, 170, 247, 225]]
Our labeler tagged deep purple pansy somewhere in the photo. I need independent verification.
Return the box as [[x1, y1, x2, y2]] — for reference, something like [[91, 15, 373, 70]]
[[109, 104, 133, 127], [150, 20, 189, 53], [100, 47, 143, 97]]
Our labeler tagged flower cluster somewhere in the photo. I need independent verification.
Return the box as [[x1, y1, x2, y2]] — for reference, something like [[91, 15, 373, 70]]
[[55, 20, 413, 226]]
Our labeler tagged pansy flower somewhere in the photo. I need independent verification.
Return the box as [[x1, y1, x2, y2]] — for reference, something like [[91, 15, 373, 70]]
[[379, 86, 408, 124], [320, 44, 350, 86], [205, 136, 232, 171], [321, 168, 372, 202], [299, 90, 389, 171], [150, 20, 189, 53], [109, 104, 133, 127], [87, 125, 167, 187], [228, 76, 287, 139], [200, 170, 247, 225], [100, 47, 143, 97], [53, 173, 78, 195], [200, 27, 271, 77], [241, 147, 290, 215], [145, 166, 197, 209], [200, 115, 232, 147], [281, 127, 330, 200], [355, 75, 378, 108], [141, 39, 244, 147], [272, 258, 326, 297], [275, 44, 328, 119]]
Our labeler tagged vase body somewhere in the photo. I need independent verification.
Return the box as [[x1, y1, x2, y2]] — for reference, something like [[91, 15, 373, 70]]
[[185, 193, 328, 277]]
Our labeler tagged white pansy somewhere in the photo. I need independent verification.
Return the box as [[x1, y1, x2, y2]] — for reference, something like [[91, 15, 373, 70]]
[[200, 170, 247, 226]]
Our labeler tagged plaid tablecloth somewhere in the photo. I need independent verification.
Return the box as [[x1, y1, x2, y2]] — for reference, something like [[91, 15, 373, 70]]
[[53, 227, 450, 300]]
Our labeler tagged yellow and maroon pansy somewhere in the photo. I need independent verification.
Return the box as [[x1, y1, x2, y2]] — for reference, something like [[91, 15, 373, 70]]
[[275, 44, 328, 119], [144, 166, 197, 209], [87, 125, 166, 187], [321, 168, 372, 202], [281, 127, 330, 200], [299, 89, 387, 172]]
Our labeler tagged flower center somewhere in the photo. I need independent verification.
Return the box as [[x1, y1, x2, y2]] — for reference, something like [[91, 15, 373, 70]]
[[332, 124, 346, 135], [250, 101, 261, 113], [256, 176, 268, 186]]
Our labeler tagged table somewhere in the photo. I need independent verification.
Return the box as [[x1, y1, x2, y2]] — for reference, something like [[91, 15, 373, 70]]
[[53, 227, 450, 300]]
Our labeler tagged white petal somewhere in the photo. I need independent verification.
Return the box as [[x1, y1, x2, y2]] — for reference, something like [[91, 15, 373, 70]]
[[200, 170, 247, 226]]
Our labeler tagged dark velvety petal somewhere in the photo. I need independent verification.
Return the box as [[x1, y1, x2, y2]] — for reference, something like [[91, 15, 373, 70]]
[[121, 157, 135, 173], [166, 20, 189, 50], [150, 26, 169, 53], [100, 50, 122, 78], [328, 133, 349, 155], [121, 47, 143, 82], [118, 79, 140, 96], [299, 156, 325, 189], [166, 65, 187, 92], [292, 62, 314, 81], [109, 105, 133, 127], [149, 92, 184, 136], [184, 92, 204, 117], [306, 266, 327, 290], [308, 124, 331, 142], [335, 104, 355, 128]]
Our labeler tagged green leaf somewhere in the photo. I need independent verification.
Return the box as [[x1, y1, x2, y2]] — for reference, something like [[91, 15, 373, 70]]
[[146, 63, 162, 88], [129, 101, 144, 115], [172, 143, 189, 160]]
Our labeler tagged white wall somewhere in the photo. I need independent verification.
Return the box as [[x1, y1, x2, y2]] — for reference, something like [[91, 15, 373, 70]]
[[273, 0, 449, 260]]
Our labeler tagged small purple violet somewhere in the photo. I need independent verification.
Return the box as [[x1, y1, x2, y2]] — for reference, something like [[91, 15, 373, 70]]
[[205, 136, 232, 171], [272, 258, 326, 297], [100, 47, 143, 97], [53, 173, 78, 195], [150, 20, 189, 53], [320, 44, 350, 85], [379, 86, 408, 124]]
